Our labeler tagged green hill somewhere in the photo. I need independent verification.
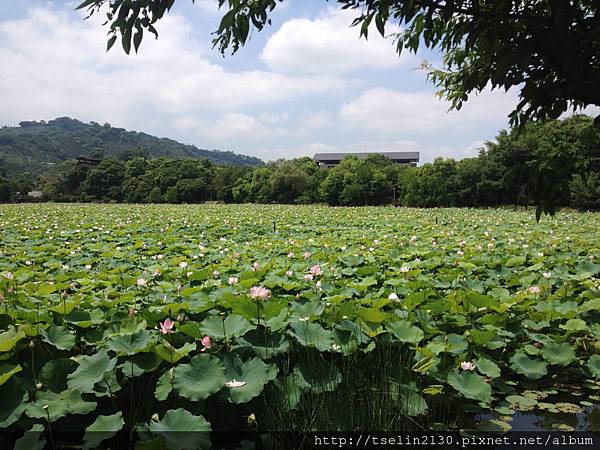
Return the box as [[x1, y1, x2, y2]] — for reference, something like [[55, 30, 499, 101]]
[[0, 117, 263, 175]]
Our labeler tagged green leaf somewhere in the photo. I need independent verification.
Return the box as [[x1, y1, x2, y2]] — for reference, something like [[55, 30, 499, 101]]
[[387, 320, 424, 344], [25, 389, 96, 422], [222, 354, 278, 404], [587, 354, 600, 378], [476, 357, 501, 379], [41, 325, 76, 351], [155, 368, 173, 401], [148, 408, 211, 450], [288, 322, 334, 352], [49, 298, 78, 315], [173, 354, 225, 401], [391, 383, 428, 416], [294, 361, 341, 395], [39, 358, 77, 392], [236, 330, 289, 359], [122, 26, 132, 55], [541, 341, 576, 366], [153, 342, 196, 364], [422, 385, 444, 396], [0, 326, 26, 352], [358, 307, 387, 323], [83, 412, 124, 449], [0, 379, 28, 427], [273, 372, 305, 411], [107, 35, 117, 52], [76, 0, 97, 10], [0, 363, 22, 386], [15, 424, 46, 450], [194, 314, 253, 340], [107, 329, 152, 355], [509, 352, 548, 379], [560, 319, 588, 332], [375, 13, 385, 37], [67, 349, 117, 393], [411, 356, 435, 374], [469, 329, 496, 345], [133, 26, 143, 53], [447, 371, 492, 403]]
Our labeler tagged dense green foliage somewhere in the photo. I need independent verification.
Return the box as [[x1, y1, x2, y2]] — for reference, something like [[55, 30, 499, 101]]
[[78, 0, 600, 127], [24, 116, 600, 212], [0, 117, 262, 178], [0, 204, 599, 447]]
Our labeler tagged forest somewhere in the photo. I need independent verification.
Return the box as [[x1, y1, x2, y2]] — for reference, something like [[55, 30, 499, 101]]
[[1, 115, 599, 210]]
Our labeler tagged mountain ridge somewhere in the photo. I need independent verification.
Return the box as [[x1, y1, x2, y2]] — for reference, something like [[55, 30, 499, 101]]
[[0, 117, 263, 175]]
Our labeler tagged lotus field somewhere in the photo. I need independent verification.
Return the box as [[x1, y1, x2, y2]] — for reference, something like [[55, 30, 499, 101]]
[[1, 204, 599, 447]]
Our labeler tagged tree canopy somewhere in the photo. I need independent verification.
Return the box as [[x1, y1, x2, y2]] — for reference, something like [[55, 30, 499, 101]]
[[7, 115, 597, 215], [78, 0, 600, 127]]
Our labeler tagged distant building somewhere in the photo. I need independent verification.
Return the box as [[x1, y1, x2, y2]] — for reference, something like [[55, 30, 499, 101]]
[[313, 152, 419, 168], [76, 156, 102, 168], [27, 191, 43, 198]]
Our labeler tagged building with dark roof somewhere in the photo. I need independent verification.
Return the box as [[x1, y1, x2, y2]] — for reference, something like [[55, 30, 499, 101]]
[[313, 152, 419, 168]]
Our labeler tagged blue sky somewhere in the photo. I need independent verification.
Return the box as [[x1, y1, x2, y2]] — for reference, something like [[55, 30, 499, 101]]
[[0, 0, 567, 162]]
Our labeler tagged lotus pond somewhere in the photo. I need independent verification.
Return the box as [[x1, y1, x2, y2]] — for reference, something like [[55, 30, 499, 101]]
[[0, 203, 599, 448]]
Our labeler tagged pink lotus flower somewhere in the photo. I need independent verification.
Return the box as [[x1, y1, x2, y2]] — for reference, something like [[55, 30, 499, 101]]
[[251, 261, 260, 271], [159, 318, 175, 334], [200, 335, 212, 351], [285, 270, 293, 277], [136, 278, 147, 287], [5, 272, 14, 280], [528, 286, 541, 294], [287, 252, 295, 258], [303, 252, 311, 260], [250, 286, 271, 300], [228, 276, 239, 285], [304, 274, 313, 282], [460, 361, 476, 371], [309, 265, 323, 276]]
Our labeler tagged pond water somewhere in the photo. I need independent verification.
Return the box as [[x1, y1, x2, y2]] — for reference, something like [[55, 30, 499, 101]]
[[500, 405, 599, 432]]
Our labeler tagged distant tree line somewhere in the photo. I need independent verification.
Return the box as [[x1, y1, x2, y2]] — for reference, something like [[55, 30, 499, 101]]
[[2, 115, 599, 210]]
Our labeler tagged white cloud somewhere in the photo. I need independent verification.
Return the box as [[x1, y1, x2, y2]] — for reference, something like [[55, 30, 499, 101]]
[[0, 4, 537, 163], [0, 6, 345, 132], [261, 8, 410, 74], [339, 87, 518, 136], [303, 110, 334, 129]]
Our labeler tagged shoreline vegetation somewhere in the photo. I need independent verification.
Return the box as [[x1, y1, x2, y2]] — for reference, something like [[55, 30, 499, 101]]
[[1, 115, 599, 212]]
